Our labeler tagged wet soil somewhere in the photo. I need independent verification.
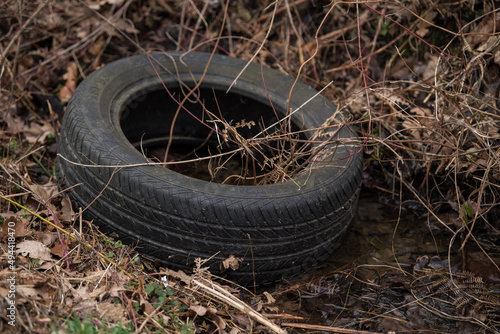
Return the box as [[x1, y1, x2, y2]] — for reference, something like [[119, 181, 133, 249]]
[[269, 194, 500, 333]]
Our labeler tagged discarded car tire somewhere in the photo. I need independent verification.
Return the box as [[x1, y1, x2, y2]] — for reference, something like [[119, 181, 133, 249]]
[[57, 52, 363, 285]]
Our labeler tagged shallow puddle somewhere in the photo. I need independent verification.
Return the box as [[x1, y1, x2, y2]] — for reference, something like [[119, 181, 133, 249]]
[[270, 193, 500, 333]]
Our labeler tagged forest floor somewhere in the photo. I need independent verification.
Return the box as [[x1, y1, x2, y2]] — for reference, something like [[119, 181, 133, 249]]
[[1, 0, 500, 333]]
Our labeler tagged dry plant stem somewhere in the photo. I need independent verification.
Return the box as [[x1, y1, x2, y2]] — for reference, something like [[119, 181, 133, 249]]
[[355, 2, 373, 148], [256, 0, 309, 23], [79, 0, 143, 53], [19, 0, 137, 78], [460, 157, 494, 249], [227, 0, 278, 93], [44, 203, 71, 270], [390, 166, 406, 274], [187, 0, 210, 51], [138, 302, 168, 333], [0, 195, 132, 277], [81, 167, 120, 215], [193, 278, 287, 334], [398, 179, 454, 234], [325, 0, 488, 75], [284, 0, 304, 46], [0, 0, 53, 81], [282, 322, 379, 333], [285, 4, 324, 115], [163, 0, 230, 163], [57, 148, 244, 168], [409, 279, 491, 330], [106, 268, 139, 330]]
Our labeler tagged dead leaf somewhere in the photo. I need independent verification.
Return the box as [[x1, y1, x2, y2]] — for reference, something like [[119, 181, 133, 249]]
[[89, 0, 126, 9], [140, 294, 156, 315], [164, 269, 192, 284], [38, 262, 55, 270], [104, 17, 139, 36], [32, 277, 50, 288], [73, 285, 92, 302], [415, 11, 437, 37], [59, 195, 74, 221], [421, 54, 439, 81], [468, 14, 500, 48], [17, 286, 39, 300], [263, 291, 275, 304], [96, 302, 127, 322], [410, 107, 432, 126], [85, 284, 109, 300], [24, 121, 54, 144], [41, 12, 64, 28], [30, 182, 58, 203], [229, 310, 253, 331], [190, 304, 208, 316], [0, 217, 31, 241], [402, 119, 421, 140], [15, 218, 32, 238], [220, 255, 242, 271], [494, 50, 500, 65], [36, 231, 58, 246], [0, 287, 10, 299], [108, 285, 127, 298], [89, 36, 106, 56], [72, 301, 97, 316], [59, 62, 78, 103], [2, 106, 54, 143], [466, 252, 500, 283], [16, 240, 53, 262], [207, 307, 226, 331], [50, 242, 66, 257], [4, 112, 25, 134]]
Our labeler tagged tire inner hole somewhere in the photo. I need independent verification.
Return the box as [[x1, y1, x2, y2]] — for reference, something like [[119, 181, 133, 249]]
[[120, 86, 309, 185]]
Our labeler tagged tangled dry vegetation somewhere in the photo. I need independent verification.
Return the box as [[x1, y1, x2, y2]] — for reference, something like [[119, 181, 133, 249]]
[[1, 0, 500, 333]]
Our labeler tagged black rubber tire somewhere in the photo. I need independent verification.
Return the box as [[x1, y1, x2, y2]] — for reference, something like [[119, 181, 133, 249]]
[[57, 52, 362, 285]]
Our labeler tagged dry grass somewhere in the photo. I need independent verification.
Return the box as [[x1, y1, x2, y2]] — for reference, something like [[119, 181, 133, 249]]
[[1, 0, 499, 332]]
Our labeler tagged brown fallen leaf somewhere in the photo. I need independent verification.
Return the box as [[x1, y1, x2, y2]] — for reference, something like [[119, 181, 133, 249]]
[[229, 310, 253, 332], [263, 291, 275, 304], [15, 218, 33, 238], [0, 217, 32, 241], [59, 62, 78, 103], [24, 121, 54, 144], [58, 195, 74, 222], [16, 240, 53, 263], [50, 242, 66, 258], [96, 302, 127, 323], [163, 268, 192, 284], [4, 112, 25, 134], [30, 182, 59, 203], [17, 286, 40, 300], [468, 14, 500, 48], [189, 304, 208, 316], [415, 11, 437, 37], [36, 231, 58, 246], [140, 293, 156, 315], [207, 307, 226, 331], [220, 254, 242, 271]]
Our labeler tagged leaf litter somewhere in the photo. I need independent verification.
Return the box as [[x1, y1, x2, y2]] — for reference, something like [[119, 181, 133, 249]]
[[1, 0, 500, 333]]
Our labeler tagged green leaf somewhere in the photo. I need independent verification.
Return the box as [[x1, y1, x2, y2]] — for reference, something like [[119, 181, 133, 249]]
[[145, 284, 155, 296], [463, 202, 475, 219]]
